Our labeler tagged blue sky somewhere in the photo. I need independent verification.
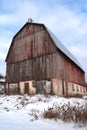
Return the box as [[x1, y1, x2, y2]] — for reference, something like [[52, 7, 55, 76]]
[[0, 0, 87, 81]]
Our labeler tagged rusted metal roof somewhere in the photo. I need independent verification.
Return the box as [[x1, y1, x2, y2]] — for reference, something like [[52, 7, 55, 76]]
[[46, 27, 84, 71]]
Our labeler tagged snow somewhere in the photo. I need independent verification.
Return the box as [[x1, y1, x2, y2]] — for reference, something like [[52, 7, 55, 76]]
[[0, 94, 87, 130], [0, 78, 5, 82]]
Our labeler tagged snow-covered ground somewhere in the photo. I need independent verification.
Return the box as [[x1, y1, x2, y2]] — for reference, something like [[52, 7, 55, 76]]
[[0, 94, 87, 130]]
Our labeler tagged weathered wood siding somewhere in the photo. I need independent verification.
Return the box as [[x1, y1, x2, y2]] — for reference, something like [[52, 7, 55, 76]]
[[64, 57, 85, 86], [6, 23, 85, 86], [7, 25, 57, 64], [6, 52, 64, 83]]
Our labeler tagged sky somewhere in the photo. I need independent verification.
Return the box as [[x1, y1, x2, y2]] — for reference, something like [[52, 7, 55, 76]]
[[0, 0, 87, 81]]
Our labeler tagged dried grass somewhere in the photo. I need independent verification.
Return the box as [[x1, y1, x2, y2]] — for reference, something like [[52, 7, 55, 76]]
[[43, 102, 87, 126]]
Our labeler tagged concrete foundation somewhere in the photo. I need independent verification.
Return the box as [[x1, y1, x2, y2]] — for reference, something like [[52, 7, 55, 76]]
[[51, 78, 86, 96], [6, 79, 86, 96], [19, 81, 36, 95]]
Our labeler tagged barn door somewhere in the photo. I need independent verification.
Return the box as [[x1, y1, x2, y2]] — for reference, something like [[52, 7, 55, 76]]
[[62, 79, 65, 95], [65, 82, 68, 96], [36, 82, 44, 94], [24, 83, 29, 94], [45, 81, 52, 94]]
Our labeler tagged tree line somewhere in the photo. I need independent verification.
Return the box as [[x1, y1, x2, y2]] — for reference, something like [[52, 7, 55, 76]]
[[0, 74, 4, 79]]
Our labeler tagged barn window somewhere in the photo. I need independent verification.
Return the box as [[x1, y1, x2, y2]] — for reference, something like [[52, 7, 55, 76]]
[[9, 83, 19, 94], [77, 86, 79, 92], [80, 87, 82, 92], [24, 83, 29, 94], [84, 89, 85, 93], [65, 82, 68, 95], [72, 84, 74, 91], [32, 81, 36, 88]]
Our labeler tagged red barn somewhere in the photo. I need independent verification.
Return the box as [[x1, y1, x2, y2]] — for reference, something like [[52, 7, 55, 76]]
[[5, 20, 86, 96]]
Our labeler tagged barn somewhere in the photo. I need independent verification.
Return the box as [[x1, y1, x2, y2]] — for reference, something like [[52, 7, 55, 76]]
[[5, 20, 86, 96]]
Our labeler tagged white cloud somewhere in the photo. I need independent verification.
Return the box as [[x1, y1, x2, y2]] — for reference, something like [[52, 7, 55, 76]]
[[0, 59, 6, 75], [0, 36, 12, 55], [0, 52, 6, 60], [0, 14, 12, 25], [70, 46, 87, 59], [0, 0, 40, 26]]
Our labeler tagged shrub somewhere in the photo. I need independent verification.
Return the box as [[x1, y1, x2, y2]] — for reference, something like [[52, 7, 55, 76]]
[[43, 102, 87, 126], [44, 108, 58, 119]]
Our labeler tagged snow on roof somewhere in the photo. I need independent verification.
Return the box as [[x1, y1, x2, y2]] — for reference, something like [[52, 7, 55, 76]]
[[46, 27, 84, 71]]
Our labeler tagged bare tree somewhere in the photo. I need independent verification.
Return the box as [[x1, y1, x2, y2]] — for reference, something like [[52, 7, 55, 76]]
[[0, 74, 4, 79]]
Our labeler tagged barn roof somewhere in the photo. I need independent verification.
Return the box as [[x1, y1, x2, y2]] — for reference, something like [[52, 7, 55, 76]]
[[46, 27, 84, 71], [6, 22, 84, 72]]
